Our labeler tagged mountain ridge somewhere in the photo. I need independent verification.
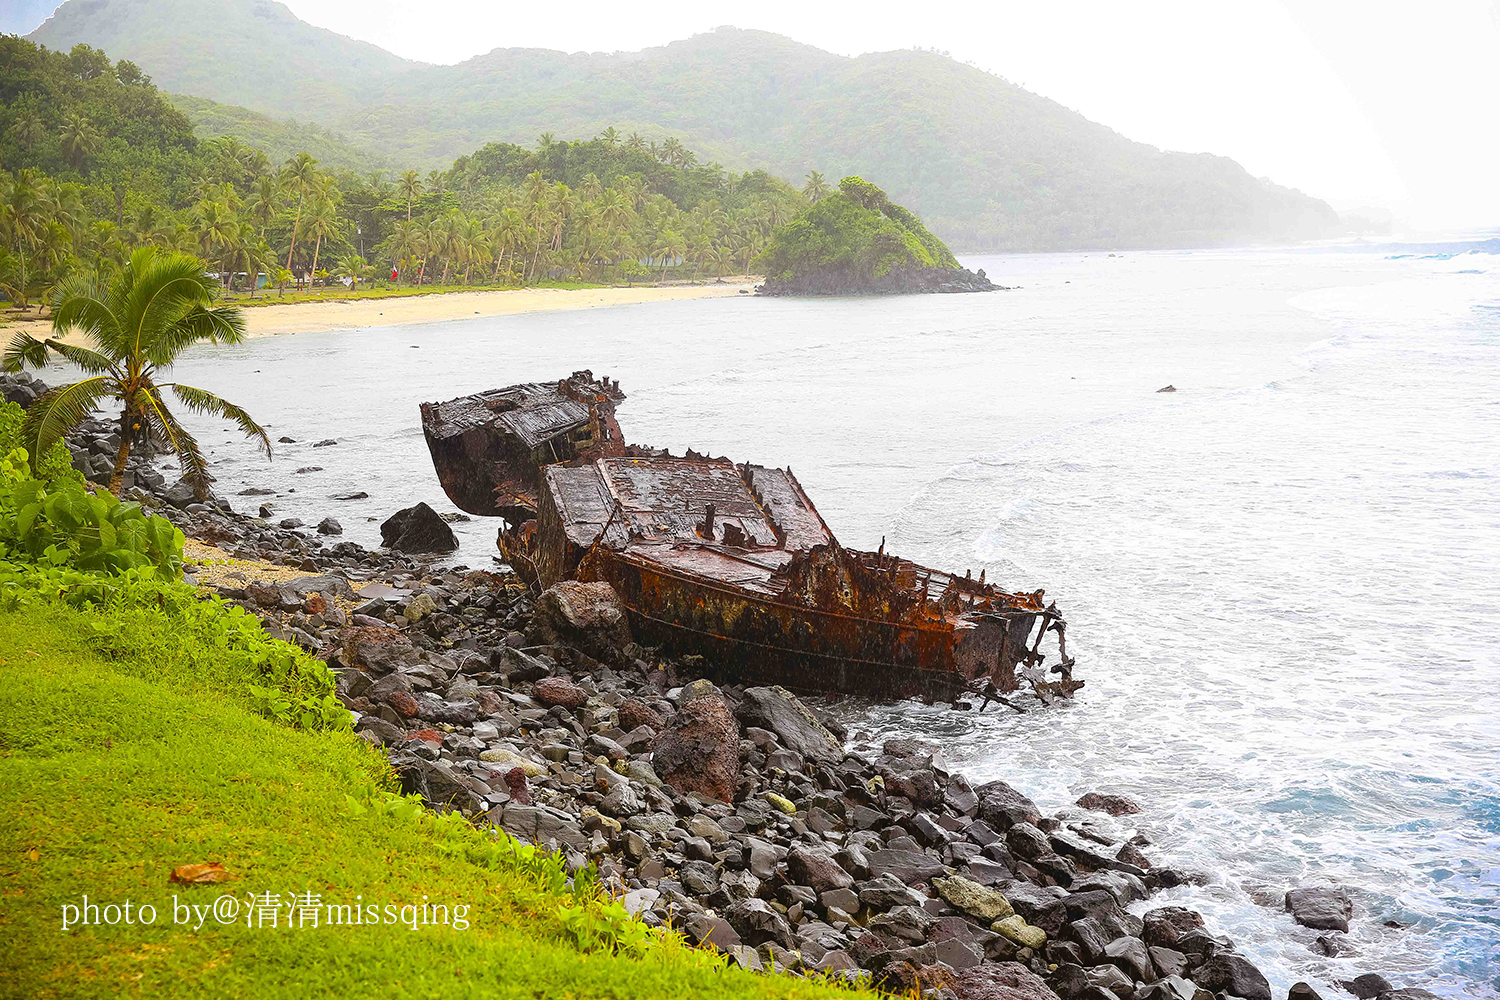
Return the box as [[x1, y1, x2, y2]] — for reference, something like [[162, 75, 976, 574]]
[[28, 0, 1342, 251]]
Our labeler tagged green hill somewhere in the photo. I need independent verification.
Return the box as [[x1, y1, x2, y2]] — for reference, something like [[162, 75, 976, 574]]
[[27, 0, 1341, 251], [167, 93, 392, 175]]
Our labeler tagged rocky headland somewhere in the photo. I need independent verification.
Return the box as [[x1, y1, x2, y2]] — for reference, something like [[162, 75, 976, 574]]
[[1, 370, 1434, 1000]]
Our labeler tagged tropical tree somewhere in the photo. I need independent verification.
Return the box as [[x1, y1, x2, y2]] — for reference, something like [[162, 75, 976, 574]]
[[333, 253, 368, 290], [238, 236, 274, 298], [302, 189, 341, 286], [280, 152, 319, 270], [803, 170, 831, 202], [649, 230, 685, 283], [58, 113, 102, 170], [246, 175, 279, 237], [8, 112, 47, 149], [398, 169, 422, 222], [599, 126, 620, 148], [2, 248, 270, 496], [269, 266, 294, 297]]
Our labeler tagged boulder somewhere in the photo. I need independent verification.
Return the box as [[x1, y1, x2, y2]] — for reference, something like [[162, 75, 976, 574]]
[[532, 676, 588, 709], [933, 875, 1015, 922], [650, 686, 740, 802], [950, 961, 1064, 1000], [1075, 791, 1142, 816], [490, 803, 588, 853], [1285, 886, 1352, 933], [1196, 954, 1272, 1000], [380, 502, 458, 553], [976, 780, 1042, 828], [1343, 975, 1394, 999], [1142, 906, 1206, 950], [734, 685, 843, 762], [866, 849, 945, 885], [531, 581, 631, 650], [786, 845, 854, 893]]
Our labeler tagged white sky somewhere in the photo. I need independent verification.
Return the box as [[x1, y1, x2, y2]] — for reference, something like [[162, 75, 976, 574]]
[[30, 0, 1500, 228]]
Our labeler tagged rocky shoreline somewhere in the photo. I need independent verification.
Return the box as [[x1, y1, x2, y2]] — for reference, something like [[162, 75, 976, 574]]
[[2, 371, 1434, 1000], [756, 266, 1000, 296]]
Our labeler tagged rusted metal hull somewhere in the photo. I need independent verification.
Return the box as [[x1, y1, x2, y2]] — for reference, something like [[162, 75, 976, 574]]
[[579, 545, 1044, 700]]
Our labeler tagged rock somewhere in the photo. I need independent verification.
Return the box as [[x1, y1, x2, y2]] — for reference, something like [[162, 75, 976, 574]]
[[734, 686, 843, 762], [491, 803, 588, 853], [1285, 886, 1352, 933], [283, 573, 356, 600], [868, 904, 933, 944], [651, 687, 740, 802], [933, 875, 1015, 922], [1287, 984, 1323, 1000], [1197, 954, 1272, 1000], [726, 898, 795, 949], [1142, 906, 1205, 950], [1157, 385, 1177, 393], [950, 961, 1063, 1000], [1075, 791, 1142, 816], [316, 517, 342, 535], [976, 780, 1042, 829], [866, 849, 945, 885], [380, 502, 458, 553], [991, 914, 1047, 950], [763, 791, 796, 814], [1103, 936, 1155, 982], [532, 676, 588, 708], [617, 697, 664, 731], [478, 746, 547, 777], [403, 593, 439, 621], [313, 438, 338, 447], [787, 845, 854, 893], [531, 580, 631, 650], [684, 912, 742, 951], [1373, 991, 1439, 1000], [1342, 975, 1394, 999]]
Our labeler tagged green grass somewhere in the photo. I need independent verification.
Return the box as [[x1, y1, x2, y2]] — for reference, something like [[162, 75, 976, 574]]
[[0, 602, 861, 999]]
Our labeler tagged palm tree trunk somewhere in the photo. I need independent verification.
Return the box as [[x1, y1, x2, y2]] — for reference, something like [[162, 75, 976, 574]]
[[285, 191, 304, 270], [310, 234, 323, 287], [108, 407, 133, 496]]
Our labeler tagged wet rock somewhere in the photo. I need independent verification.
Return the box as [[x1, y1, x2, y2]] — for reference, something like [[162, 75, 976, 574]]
[[317, 517, 342, 535], [1196, 954, 1272, 1000], [950, 960, 1064, 1000], [1342, 975, 1394, 999], [868, 904, 934, 944], [735, 686, 843, 762], [1285, 886, 1352, 933], [991, 914, 1047, 950], [1103, 935, 1155, 982], [1287, 984, 1323, 1000], [1075, 791, 1142, 816], [380, 502, 458, 553], [977, 780, 1042, 829], [490, 803, 588, 853], [531, 580, 631, 650], [1142, 906, 1206, 950], [651, 686, 739, 802]]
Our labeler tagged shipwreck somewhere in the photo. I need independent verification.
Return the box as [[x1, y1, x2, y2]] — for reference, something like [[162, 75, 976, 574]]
[[421, 371, 1077, 703]]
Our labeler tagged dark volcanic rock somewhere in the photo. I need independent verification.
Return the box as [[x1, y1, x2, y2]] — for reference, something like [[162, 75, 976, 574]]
[[532, 676, 588, 709], [1196, 954, 1272, 1000], [651, 685, 739, 802], [1285, 886, 1353, 933], [1342, 974, 1395, 999], [530, 581, 632, 650], [380, 502, 458, 553], [735, 685, 842, 762], [786, 845, 854, 893], [1075, 791, 1142, 816], [1142, 906, 1205, 950], [758, 266, 999, 297], [950, 961, 1063, 1000], [977, 780, 1042, 829]]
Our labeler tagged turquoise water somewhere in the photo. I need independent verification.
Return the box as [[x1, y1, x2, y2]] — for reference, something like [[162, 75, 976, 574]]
[[63, 235, 1499, 996]]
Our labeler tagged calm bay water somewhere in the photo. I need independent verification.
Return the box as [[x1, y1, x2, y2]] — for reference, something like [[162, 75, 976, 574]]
[[59, 237, 1499, 996]]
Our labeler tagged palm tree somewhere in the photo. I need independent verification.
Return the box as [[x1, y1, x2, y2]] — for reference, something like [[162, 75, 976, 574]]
[[238, 236, 274, 299], [246, 175, 279, 238], [303, 186, 341, 286], [536, 133, 556, 176], [803, 170, 831, 202], [58, 114, 102, 171], [599, 126, 620, 148], [280, 152, 319, 271], [333, 253, 367, 290], [650, 231, 684, 284], [2, 248, 269, 497], [398, 169, 422, 222], [269, 266, 294, 297], [193, 199, 239, 287], [8, 112, 47, 149], [625, 132, 645, 151]]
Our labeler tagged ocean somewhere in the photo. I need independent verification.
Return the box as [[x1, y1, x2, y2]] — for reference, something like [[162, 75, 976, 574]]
[[54, 234, 1500, 997]]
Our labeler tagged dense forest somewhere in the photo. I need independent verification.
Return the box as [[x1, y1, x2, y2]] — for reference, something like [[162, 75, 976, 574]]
[[27, 0, 1345, 252], [0, 36, 810, 309]]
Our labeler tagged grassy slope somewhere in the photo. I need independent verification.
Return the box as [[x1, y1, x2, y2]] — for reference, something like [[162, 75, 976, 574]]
[[0, 604, 854, 1000]]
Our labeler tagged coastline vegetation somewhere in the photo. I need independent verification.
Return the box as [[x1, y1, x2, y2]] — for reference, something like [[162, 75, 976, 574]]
[[0, 36, 816, 320]]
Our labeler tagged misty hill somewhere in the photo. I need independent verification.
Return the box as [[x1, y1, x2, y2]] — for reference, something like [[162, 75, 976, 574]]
[[29, 0, 1341, 251], [167, 94, 392, 175]]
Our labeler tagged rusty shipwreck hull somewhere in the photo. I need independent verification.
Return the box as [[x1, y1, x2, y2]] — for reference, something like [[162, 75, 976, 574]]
[[423, 373, 1077, 702], [420, 370, 627, 521], [579, 544, 1053, 701]]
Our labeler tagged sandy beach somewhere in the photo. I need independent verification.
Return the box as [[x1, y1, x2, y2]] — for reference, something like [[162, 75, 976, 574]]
[[1, 280, 756, 347]]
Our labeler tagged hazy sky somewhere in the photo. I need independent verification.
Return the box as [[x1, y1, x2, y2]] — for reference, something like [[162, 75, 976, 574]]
[[20, 0, 1500, 227]]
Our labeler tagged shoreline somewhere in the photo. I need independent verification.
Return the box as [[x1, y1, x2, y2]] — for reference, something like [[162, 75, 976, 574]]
[[1, 279, 757, 346]]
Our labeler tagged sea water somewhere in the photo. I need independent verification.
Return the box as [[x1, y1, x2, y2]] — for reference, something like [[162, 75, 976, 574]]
[[57, 235, 1499, 996]]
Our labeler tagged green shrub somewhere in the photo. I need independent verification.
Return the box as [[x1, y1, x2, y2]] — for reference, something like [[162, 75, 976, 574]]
[[0, 399, 83, 487], [0, 560, 350, 731]]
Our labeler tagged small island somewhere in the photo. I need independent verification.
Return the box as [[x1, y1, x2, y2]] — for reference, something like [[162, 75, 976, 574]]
[[754, 176, 998, 295]]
